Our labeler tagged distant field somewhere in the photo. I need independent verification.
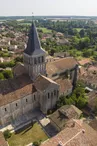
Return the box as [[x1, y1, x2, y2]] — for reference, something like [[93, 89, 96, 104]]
[[19, 22, 31, 26], [37, 27, 52, 33], [8, 122, 48, 146]]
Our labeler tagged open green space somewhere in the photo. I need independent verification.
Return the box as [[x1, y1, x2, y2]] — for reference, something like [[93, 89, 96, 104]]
[[37, 27, 52, 33], [8, 122, 48, 146]]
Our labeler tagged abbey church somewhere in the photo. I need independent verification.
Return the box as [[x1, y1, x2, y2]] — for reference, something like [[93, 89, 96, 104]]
[[0, 22, 78, 126]]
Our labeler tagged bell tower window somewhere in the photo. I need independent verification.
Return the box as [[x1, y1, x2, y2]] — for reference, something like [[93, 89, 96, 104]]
[[38, 57, 40, 63], [34, 58, 37, 64], [42, 56, 44, 62]]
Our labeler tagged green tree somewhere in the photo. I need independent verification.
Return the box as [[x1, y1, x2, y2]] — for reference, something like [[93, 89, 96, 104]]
[[3, 70, 13, 79], [0, 73, 4, 80], [57, 81, 87, 109], [33, 141, 40, 146], [79, 29, 85, 37]]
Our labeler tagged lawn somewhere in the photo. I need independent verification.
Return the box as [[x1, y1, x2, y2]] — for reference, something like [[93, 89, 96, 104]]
[[37, 27, 52, 33], [8, 122, 48, 146]]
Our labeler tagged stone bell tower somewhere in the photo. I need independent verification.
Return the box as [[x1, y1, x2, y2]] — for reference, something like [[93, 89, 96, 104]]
[[24, 22, 46, 80]]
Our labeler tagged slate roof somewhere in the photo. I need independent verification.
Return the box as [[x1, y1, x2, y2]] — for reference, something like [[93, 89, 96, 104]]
[[24, 22, 45, 55], [41, 119, 97, 146], [34, 75, 58, 92]]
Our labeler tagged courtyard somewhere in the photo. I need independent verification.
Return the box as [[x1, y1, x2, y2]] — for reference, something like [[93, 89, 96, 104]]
[[7, 122, 48, 146]]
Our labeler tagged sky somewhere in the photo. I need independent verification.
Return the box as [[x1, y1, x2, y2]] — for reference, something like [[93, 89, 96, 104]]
[[0, 0, 97, 16]]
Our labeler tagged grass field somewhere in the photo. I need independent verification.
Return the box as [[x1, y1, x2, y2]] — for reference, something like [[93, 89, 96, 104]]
[[8, 123, 48, 146], [37, 27, 52, 33]]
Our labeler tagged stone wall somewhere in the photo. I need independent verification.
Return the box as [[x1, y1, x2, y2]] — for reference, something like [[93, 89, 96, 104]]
[[23, 53, 46, 80], [40, 84, 59, 113], [0, 92, 39, 126]]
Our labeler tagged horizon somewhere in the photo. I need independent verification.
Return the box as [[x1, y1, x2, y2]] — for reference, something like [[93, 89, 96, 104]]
[[0, 15, 97, 17]]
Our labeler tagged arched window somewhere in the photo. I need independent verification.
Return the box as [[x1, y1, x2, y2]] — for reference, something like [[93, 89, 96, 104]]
[[5, 108, 7, 112], [34, 58, 37, 64], [34, 95, 36, 101], [57, 90, 59, 97], [54, 90, 56, 96]]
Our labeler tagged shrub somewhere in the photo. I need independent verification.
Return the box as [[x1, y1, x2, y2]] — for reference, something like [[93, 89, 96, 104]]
[[3, 130, 12, 140], [33, 141, 40, 146], [0, 73, 4, 80]]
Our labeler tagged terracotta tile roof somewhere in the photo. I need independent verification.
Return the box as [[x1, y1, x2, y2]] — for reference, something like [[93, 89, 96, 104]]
[[49, 105, 82, 131], [0, 132, 8, 146], [80, 72, 97, 87], [78, 58, 91, 66], [55, 78, 73, 94], [0, 74, 36, 106], [87, 91, 97, 110], [89, 119, 97, 131], [46, 57, 77, 76], [88, 66, 97, 72], [34, 75, 58, 92], [41, 120, 97, 146]]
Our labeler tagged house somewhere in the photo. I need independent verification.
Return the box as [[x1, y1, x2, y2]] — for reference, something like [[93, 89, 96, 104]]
[[40, 119, 97, 146], [88, 65, 97, 73], [0, 22, 78, 127], [80, 72, 97, 90], [78, 58, 92, 67], [49, 105, 82, 131], [87, 91, 97, 111]]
